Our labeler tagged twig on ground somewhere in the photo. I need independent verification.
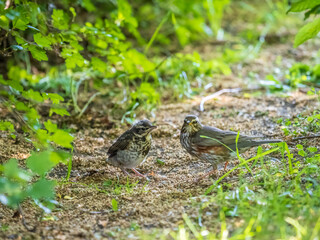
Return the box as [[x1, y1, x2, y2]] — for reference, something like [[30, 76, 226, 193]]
[[18, 205, 36, 232], [286, 135, 320, 146], [291, 135, 320, 141], [200, 88, 241, 112]]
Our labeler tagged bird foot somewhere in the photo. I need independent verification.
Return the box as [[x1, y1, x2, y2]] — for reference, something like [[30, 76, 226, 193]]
[[223, 161, 229, 172], [131, 168, 149, 180], [194, 169, 218, 183], [148, 171, 168, 180]]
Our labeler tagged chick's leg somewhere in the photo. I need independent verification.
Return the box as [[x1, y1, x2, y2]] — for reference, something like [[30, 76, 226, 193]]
[[131, 168, 147, 178]]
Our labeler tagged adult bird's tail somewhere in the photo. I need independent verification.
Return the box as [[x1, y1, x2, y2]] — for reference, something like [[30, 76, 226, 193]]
[[255, 139, 282, 145]]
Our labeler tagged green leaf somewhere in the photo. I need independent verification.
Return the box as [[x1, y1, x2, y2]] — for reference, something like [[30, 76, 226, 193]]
[[3, 159, 32, 182], [52, 9, 69, 30], [0, 15, 10, 30], [64, 53, 85, 69], [6, 80, 23, 92], [91, 57, 106, 73], [298, 150, 306, 157], [44, 120, 57, 133], [29, 179, 55, 200], [307, 116, 314, 122], [52, 151, 72, 165], [69, 7, 76, 20], [34, 33, 51, 48], [0, 121, 14, 133], [111, 198, 118, 211], [294, 18, 320, 48], [15, 35, 26, 45], [307, 147, 318, 153], [131, 82, 160, 104], [50, 130, 74, 149], [175, 25, 191, 46], [11, 81, 24, 91], [296, 144, 303, 150], [25, 108, 41, 128], [5, 9, 20, 20], [49, 108, 70, 117], [22, 89, 43, 102], [123, 49, 155, 73], [288, 0, 320, 13], [28, 45, 48, 61], [117, 0, 137, 27], [156, 159, 165, 166], [82, 0, 96, 12], [0, 178, 27, 208], [26, 151, 59, 176], [13, 18, 29, 30], [42, 93, 64, 104]]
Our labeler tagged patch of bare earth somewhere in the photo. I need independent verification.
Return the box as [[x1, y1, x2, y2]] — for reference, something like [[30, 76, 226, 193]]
[[0, 43, 319, 239]]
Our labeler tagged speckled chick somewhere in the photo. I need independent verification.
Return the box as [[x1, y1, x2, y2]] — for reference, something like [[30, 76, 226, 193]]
[[107, 120, 157, 178]]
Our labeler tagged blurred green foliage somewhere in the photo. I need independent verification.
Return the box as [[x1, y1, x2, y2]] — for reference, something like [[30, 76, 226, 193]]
[[0, 0, 238, 212], [1, 1, 320, 239], [0, 0, 309, 217], [0, 150, 70, 212], [261, 63, 320, 94], [287, 0, 320, 47]]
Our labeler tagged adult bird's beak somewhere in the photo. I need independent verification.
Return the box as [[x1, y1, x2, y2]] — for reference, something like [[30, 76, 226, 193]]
[[188, 122, 193, 126], [150, 125, 157, 130]]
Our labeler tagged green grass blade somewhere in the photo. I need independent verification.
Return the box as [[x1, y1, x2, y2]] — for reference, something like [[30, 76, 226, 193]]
[[205, 147, 279, 194], [311, 216, 320, 239], [144, 11, 171, 55], [236, 131, 252, 174], [200, 133, 252, 174], [66, 150, 73, 180], [283, 142, 293, 175], [183, 213, 202, 239], [200, 135, 234, 152], [251, 145, 263, 169], [78, 92, 102, 118]]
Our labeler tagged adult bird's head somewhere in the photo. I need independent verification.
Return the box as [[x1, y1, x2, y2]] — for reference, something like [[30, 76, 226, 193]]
[[182, 115, 203, 133]]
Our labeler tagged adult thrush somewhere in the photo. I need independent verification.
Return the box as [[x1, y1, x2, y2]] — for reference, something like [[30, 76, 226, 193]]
[[107, 120, 157, 178], [180, 115, 281, 179]]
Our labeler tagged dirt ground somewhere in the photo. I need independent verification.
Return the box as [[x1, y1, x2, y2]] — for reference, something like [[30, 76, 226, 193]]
[[0, 42, 319, 239]]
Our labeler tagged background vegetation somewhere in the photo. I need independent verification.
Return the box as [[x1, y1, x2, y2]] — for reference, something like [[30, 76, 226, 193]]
[[1, 0, 320, 239]]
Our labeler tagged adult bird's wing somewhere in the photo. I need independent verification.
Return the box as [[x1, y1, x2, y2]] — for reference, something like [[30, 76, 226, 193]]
[[107, 130, 132, 158], [193, 126, 255, 151]]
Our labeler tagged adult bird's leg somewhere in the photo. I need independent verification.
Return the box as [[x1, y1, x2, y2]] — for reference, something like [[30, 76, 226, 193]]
[[223, 161, 229, 171], [131, 168, 147, 178], [195, 165, 218, 182]]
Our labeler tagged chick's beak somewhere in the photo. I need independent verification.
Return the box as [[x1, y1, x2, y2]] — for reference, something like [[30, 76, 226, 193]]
[[150, 125, 157, 130]]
